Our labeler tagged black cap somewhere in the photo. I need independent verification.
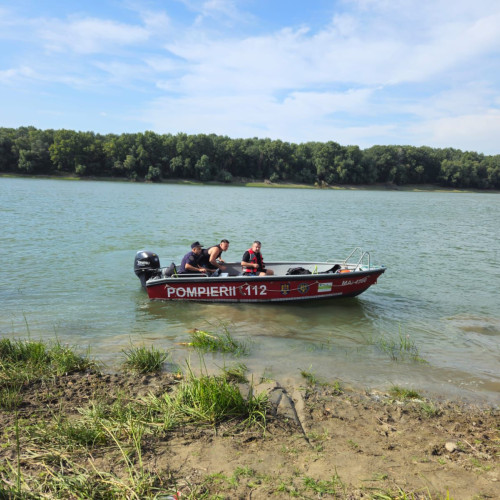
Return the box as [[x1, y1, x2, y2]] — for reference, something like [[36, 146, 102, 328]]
[[191, 241, 202, 249]]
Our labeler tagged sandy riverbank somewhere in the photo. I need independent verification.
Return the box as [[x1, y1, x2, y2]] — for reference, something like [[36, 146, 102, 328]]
[[1, 369, 498, 499]]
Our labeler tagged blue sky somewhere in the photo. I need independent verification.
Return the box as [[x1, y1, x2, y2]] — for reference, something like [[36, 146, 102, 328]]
[[1, 0, 499, 154]]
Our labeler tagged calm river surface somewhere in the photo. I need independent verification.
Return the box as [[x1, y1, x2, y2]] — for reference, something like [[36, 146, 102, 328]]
[[2, 177, 499, 405]]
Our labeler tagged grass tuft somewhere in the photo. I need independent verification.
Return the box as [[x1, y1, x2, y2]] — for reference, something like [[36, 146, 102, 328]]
[[388, 385, 423, 401], [300, 368, 343, 394], [375, 327, 427, 363], [300, 369, 319, 386], [420, 401, 442, 418], [0, 385, 24, 410], [0, 338, 95, 389], [187, 327, 249, 356], [121, 344, 169, 373], [146, 364, 268, 429], [221, 362, 249, 383], [303, 471, 346, 496]]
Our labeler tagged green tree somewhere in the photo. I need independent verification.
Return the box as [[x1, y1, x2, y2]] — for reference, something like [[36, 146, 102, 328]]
[[145, 165, 161, 182], [123, 153, 138, 180], [49, 129, 82, 171], [0, 128, 16, 172], [195, 154, 212, 181]]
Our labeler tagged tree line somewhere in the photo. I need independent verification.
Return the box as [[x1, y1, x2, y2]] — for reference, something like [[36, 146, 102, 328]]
[[1, 126, 499, 189]]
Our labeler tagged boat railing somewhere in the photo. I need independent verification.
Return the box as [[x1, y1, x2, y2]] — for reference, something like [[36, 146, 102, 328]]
[[330, 247, 371, 270]]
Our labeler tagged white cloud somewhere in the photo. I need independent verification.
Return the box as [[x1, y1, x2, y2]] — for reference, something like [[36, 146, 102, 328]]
[[177, 0, 247, 25], [411, 110, 500, 154], [135, 0, 500, 153], [159, 2, 500, 97], [0, 66, 36, 84], [142, 87, 378, 144], [38, 17, 150, 54]]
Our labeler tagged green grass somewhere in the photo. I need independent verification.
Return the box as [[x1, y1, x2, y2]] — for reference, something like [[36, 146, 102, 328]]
[[0, 385, 24, 410], [420, 401, 442, 418], [300, 368, 343, 394], [0, 338, 95, 388], [388, 385, 423, 401], [375, 328, 427, 363], [220, 362, 248, 383], [303, 472, 346, 496], [187, 327, 249, 356], [300, 368, 319, 385], [146, 365, 268, 429], [0, 353, 269, 499], [121, 343, 169, 373]]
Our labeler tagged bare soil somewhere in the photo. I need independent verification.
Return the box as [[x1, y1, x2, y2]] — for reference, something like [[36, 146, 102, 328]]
[[1, 370, 498, 499]]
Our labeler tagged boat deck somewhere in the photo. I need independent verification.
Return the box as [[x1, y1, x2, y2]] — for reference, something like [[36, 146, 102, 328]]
[[154, 261, 361, 280]]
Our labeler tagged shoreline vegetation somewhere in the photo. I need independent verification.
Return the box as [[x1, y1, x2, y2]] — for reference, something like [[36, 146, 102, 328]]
[[1, 337, 498, 499], [1, 126, 499, 191]]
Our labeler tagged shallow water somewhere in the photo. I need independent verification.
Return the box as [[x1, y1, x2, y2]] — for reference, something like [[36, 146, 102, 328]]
[[1, 178, 499, 405]]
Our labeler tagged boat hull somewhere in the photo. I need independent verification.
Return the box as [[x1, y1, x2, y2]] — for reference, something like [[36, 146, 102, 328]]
[[145, 268, 385, 303]]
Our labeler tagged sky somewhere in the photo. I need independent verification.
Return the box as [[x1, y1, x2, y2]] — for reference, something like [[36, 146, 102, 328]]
[[1, 0, 499, 154]]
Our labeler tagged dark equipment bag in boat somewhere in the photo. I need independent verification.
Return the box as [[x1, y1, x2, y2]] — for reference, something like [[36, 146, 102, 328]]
[[162, 262, 178, 277], [286, 267, 312, 275], [325, 264, 341, 273]]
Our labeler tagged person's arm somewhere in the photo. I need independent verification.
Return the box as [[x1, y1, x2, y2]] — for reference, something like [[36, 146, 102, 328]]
[[256, 253, 265, 272], [241, 261, 258, 269], [185, 263, 206, 272], [185, 255, 207, 273], [241, 251, 258, 270], [208, 247, 226, 269]]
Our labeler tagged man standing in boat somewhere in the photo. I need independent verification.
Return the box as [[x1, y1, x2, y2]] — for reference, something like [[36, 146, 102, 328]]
[[201, 239, 230, 272], [179, 242, 209, 274], [241, 241, 274, 276]]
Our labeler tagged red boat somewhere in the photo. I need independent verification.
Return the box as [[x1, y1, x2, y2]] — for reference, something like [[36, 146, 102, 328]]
[[134, 248, 385, 303]]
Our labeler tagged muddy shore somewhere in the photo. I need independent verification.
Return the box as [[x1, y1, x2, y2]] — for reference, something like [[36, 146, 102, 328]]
[[1, 368, 498, 499]]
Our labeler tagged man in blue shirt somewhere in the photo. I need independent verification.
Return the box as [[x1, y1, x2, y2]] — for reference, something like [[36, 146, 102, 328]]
[[179, 242, 209, 274]]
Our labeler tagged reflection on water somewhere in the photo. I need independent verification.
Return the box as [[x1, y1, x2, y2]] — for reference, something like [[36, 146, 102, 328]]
[[2, 178, 500, 406], [140, 295, 373, 342]]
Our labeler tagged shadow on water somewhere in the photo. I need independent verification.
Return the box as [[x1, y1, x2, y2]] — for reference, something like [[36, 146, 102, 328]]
[[132, 284, 440, 343], [138, 293, 375, 334]]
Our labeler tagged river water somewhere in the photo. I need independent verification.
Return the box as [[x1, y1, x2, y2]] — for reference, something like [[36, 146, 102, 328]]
[[1, 177, 499, 405]]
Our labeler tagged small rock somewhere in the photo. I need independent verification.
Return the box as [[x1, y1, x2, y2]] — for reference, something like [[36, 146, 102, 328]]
[[381, 423, 391, 434], [445, 442, 457, 453]]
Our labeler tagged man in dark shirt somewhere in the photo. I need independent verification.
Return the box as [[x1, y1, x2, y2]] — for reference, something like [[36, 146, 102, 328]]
[[201, 239, 230, 271], [179, 242, 209, 274]]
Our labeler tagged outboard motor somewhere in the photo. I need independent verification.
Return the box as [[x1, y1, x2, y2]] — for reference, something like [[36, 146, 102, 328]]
[[134, 250, 161, 288]]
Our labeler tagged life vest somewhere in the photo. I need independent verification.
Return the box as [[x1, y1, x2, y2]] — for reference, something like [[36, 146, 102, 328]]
[[243, 249, 263, 274]]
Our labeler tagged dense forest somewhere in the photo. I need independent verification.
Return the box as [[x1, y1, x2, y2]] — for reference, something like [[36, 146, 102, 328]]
[[1, 126, 499, 189]]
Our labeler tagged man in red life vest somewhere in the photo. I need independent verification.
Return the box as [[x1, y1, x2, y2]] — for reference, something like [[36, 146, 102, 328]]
[[241, 241, 274, 276]]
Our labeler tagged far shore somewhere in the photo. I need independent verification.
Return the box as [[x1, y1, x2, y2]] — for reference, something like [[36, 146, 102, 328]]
[[2, 172, 499, 194]]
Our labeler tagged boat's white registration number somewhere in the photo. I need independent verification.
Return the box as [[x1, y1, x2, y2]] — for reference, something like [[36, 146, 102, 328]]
[[242, 284, 267, 296], [165, 284, 267, 298]]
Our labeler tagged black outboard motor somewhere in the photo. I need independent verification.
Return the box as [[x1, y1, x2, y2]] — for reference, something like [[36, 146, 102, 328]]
[[134, 250, 161, 288]]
